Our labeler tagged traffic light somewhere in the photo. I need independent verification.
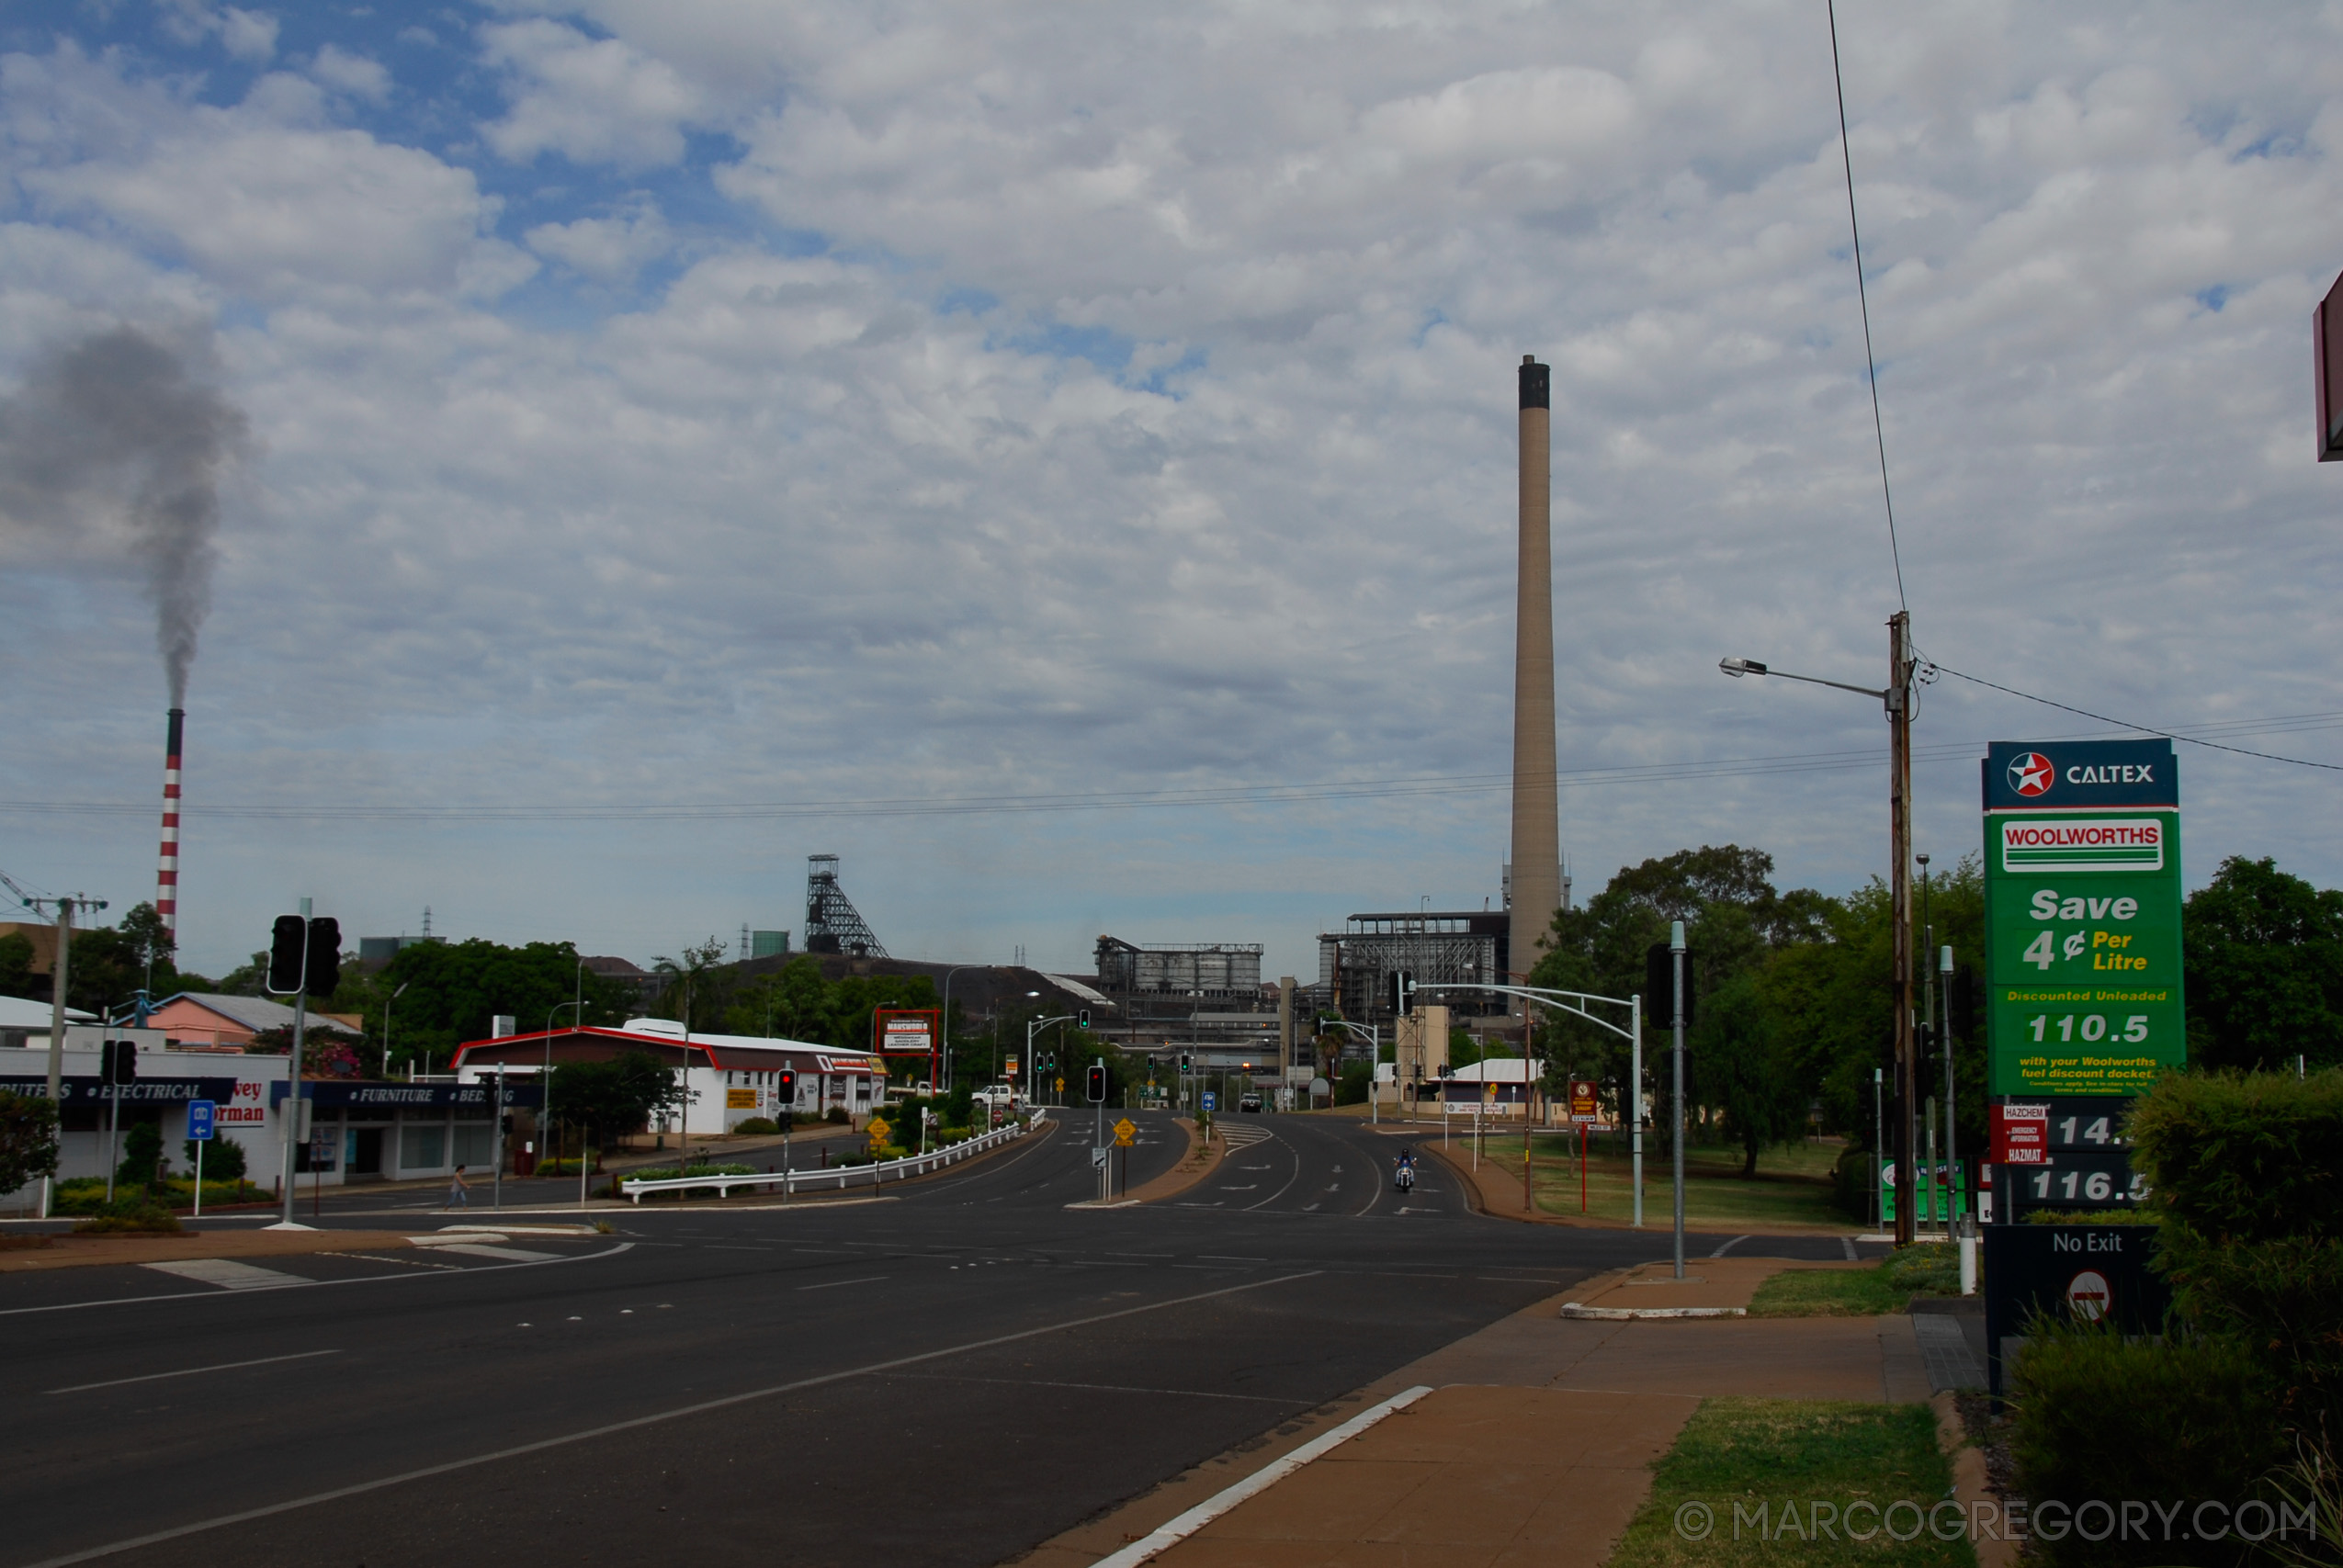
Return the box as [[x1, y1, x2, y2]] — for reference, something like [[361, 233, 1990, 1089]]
[[1077, 1010, 1091, 1030], [778, 1067, 796, 1100], [1178, 1052, 1192, 1073], [1644, 944, 1695, 1028], [1084, 1063, 1107, 1102], [99, 1039, 136, 1084], [500, 1113, 515, 1134], [305, 917, 341, 998], [1387, 971, 1413, 1013], [266, 914, 342, 997], [267, 915, 307, 993]]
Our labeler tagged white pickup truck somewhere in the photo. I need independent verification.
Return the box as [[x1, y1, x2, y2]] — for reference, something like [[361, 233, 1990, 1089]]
[[971, 1082, 1022, 1113]]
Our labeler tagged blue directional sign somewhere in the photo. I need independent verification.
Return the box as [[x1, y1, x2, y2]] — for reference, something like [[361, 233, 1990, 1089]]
[[1201, 1091, 1217, 1111], [187, 1100, 216, 1141]]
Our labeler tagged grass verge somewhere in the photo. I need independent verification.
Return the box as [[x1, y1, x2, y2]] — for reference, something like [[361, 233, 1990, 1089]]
[[1609, 1398, 1972, 1568], [1458, 1131, 1851, 1229], [1747, 1247, 1961, 1317]]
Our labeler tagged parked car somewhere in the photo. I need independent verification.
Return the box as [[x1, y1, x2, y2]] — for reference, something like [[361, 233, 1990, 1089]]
[[971, 1082, 1022, 1111]]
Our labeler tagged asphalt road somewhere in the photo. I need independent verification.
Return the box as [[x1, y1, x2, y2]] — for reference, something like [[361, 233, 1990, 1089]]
[[1, 1111, 1863, 1568]]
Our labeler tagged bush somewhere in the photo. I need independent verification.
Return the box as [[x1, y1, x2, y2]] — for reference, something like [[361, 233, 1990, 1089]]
[[823, 1106, 850, 1125], [115, 1120, 164, 1190], [1336, 1061, 1372, 1107], [2009, 1316, 2282, 1567], [1829, 1142, 1875, 1222], [185, 1134, 247, 1182], [624, 1162, 758, 1182], [2129, 1068, 2343, 1243], [73, 1201, 182, 1235], [2132, 1068, 2343, 1436], [730, 1117, 779, 1136]]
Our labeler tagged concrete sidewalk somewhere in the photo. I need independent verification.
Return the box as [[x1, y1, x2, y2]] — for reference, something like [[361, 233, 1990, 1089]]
[[1017, 1263, 1931, 1568]]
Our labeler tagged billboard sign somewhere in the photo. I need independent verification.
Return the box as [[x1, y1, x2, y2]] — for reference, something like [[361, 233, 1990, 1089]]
[[874, 1009, 938, 1057], [1984, 739, 2184, 1096]]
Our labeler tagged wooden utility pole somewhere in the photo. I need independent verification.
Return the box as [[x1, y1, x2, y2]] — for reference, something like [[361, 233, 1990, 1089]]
[[1888, 612, 1917, 1247]]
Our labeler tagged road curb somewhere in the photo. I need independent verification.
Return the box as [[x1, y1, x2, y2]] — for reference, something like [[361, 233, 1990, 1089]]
[[1558, 1303, 1748, 1320]]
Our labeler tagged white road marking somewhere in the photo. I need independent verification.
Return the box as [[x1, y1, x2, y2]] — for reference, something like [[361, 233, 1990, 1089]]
[[798, 1275, 889, 1291], [46, 1348, 342, 1395], [1085, 1386, 1434, 1568], [141, 1258, 306, 1291], [22, 1272, 1323, 1568], [429, 1244, 561, 1262]]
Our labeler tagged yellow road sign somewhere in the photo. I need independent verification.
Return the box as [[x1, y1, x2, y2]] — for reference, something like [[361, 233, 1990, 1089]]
[[1114, 1118, 1136, 1146], [866, 1116, 891, 1145], [1055, 1077, 1064, 1093]]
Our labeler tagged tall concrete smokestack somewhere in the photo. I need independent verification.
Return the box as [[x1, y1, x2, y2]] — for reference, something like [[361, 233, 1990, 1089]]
[[157, 707, 183, 938], [1509, 356, 1560, 1004]]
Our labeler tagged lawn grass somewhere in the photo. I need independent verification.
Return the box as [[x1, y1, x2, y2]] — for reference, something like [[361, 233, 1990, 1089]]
[[1450, 1125, 1852, 1230], [1608, 1398, 1972, 1568], [1746, 1246, 1962, 1317]]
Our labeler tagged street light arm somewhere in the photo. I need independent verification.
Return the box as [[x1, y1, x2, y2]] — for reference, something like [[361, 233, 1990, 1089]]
[[1719, 657, 1885, 701], [1428, 982, 1640, 1043]]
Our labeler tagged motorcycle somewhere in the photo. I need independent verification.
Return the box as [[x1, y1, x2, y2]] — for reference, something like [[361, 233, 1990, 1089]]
[[1394, 1159, 1415, 1193]]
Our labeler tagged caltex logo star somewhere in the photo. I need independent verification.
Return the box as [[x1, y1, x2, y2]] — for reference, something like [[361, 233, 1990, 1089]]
[[2009, 751, 2054, 797]]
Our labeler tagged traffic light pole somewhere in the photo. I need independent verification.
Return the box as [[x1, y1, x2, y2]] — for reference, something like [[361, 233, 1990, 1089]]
[[492, 1067, 504, 1211], [278, 897, 311, 1230], [1671, 919, 1687, 1280]]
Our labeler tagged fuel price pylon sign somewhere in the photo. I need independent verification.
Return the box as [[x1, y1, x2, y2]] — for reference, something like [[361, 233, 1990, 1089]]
[[1984, 739, 2185, 1098]]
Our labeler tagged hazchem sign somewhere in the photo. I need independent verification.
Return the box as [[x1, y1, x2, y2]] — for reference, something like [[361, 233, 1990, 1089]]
[[1984, 739, 2184, 1096]]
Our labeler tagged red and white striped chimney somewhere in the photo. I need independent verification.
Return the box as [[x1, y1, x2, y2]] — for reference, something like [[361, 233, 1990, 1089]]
[[157, 706, 183, 937]]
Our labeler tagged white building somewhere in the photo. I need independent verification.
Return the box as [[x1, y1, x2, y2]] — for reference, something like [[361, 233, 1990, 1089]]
[[452, 1017, 885, 1138]]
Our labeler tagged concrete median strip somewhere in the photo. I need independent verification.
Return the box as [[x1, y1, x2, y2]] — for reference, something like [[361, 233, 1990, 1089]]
[[1084, 1385, 1435, 1568]]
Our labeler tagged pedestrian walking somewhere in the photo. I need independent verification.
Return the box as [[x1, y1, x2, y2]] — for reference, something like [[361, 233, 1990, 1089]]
[[448, 1165, 470, 1209]]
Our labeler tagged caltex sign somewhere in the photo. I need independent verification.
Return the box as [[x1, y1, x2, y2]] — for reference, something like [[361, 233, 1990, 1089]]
[[1983, 739, 2185, 1096]]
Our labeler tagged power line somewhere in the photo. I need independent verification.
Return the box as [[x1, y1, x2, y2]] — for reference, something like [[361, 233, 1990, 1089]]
[[6, 712, 2337, 824], [1826, 0, 1907, 614], [1927, 665, 2343, 773]]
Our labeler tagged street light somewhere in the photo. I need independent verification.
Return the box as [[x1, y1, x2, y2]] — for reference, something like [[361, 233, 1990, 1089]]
[[1323, 1019, 1382, 1125], [381, 980, 410, 1076], [1719, 612, 1920, 1247], [940, 965, 990, 1094]]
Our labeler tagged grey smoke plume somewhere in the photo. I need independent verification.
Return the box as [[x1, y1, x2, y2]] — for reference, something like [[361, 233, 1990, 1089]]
[[0, 325, 248, 705]]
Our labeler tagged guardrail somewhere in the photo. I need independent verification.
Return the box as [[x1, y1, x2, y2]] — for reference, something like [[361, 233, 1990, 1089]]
[[619, 1114, 1045, 1204]]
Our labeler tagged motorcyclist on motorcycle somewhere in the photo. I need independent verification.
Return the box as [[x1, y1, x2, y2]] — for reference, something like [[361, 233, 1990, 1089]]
[[1394, 1146, 1416, 1190]]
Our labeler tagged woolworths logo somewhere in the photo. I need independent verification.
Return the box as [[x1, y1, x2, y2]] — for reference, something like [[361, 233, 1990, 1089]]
[[2000, 818, 2163, 872]]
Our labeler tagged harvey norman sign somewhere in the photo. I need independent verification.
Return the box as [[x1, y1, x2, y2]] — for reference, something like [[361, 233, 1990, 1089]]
[[1983, 740, 2185, 1097]]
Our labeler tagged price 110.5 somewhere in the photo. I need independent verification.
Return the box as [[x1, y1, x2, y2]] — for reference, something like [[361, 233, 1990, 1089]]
[[2027, 1013, 2148, 1043]]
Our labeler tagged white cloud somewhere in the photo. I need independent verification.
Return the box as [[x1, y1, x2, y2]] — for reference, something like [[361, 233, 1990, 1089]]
[[6, 3, 2343, 981], [308, 45, 391, 104], [481, 18, 711, 170], [158, 2, 280, 62], [525, 197, 672, 285], [6, 50, 526, 302]]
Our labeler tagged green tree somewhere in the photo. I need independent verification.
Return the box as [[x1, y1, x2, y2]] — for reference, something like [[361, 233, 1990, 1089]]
[[116, 1119, 164, 1190], [367, 939, 635, 1073], [548, 1051, 687, 1146], [651, 938, 731, 1032], [0, 1089, 61, 1194], [64, 927, 146, 1018], [0, 931, 34, 1000], [2183, 856, 2343, 1072], [1692, 972, 1805, 1176], [115, 902, 176, 984]]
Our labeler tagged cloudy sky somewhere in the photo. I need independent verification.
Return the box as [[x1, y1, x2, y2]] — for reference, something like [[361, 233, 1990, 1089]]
[[1, 0, 2337, 984]]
